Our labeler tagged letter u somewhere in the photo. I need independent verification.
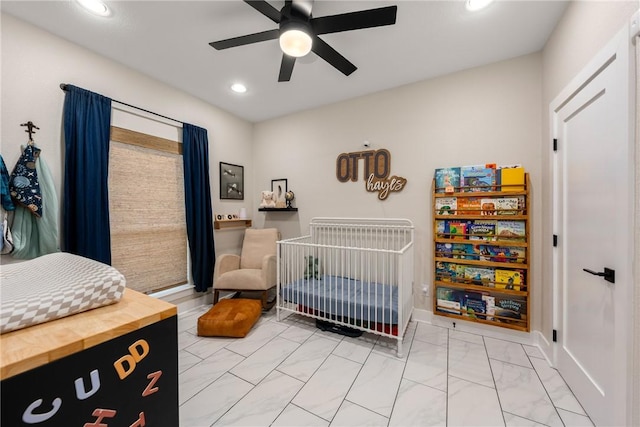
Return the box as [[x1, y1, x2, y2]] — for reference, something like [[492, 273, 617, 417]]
[[75, 369, 101, 400]]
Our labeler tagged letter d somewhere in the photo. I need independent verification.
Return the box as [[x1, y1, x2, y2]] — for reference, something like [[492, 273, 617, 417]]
[[129, 339, 149, 363]]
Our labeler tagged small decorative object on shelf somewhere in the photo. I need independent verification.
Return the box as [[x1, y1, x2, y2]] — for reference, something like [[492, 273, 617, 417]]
[[259, 190, 276, 208], [432, 164, 529, 332], [285, 190, 295, 208]]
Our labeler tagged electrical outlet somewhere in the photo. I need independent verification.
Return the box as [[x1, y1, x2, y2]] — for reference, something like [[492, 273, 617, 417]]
[[422, 284, 430, 297]]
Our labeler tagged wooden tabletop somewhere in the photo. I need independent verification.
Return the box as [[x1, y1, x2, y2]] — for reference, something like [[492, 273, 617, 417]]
[[0, 289, 177, 380]]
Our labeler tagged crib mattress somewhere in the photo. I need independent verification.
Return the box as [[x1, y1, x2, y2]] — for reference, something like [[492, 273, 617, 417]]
[[1, 252, 126, 334], [280, 275, 398, 324]]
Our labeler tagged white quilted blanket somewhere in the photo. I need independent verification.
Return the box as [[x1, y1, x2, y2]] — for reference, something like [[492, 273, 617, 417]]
[[1, 252, 126, 334]]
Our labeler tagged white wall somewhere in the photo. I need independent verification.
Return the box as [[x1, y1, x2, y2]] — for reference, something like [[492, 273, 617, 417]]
[[0, 14, 254, 268], [253, 53, 543, 317]]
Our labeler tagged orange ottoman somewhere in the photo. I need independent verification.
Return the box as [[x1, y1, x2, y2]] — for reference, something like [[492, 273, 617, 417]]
[[197, 298, 262, 338]]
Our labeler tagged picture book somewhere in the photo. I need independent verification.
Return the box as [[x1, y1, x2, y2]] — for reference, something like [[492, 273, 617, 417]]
[[434, 167, 461, 193], [435, 243, 453, 258], [496, 166, 525, 191], [435, 197, 457, 215], [464, 294, 487, 319], [435, 262, 465, 283], [496, 220, 526, 241], [452, 243, 480, 260], [463, 266, 495, 286], [494, 294, 527, 322], [468, 220, 496, 241], [436, 287, 463, 314], [495, 269, 523, 291], [477, 245, 525, 263], [495, 197, 520, 215], [482, 295, 496, 320], [435, 220, 448, 237], [460, 165, 496, 192], [457, 197, 482, 215], [446, 220, 469, 240], [480, 199, 497, 215]]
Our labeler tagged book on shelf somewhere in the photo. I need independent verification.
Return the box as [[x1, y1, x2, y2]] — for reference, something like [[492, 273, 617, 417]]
[[480, 199, 497, 215], [495, 269, 523, 291], [457, 197, 482, 215], [460, 165, 496, 192], [435, 242, 453, 258], [494, 294, 527, 323], [482, 295, 496, 320], [435, 262, 466, 283], [463, 292, 486, 319], [447, 220, 469, 240], [434, 167, 461, 193], [463, 266, 495, 286], [435, 197, 457, 215], [495, 197, 520, 215], [436, 287, 463, 314], [468, 220, 496, 241], [477, 245, 525, 263], [496, 220, 526, 241], [452, 243, 479, 260], [497, 166, 525, 191]]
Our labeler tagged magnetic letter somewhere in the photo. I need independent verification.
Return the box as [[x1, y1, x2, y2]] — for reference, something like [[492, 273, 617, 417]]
[[129, 412, 146, 427], [22, 398, 62, 424], [128, 339, 149, 363], [83, 408, 116, 427], [142, 371, 162, 397], [114, 354, 136, 380], [75, 369, 101, 400]]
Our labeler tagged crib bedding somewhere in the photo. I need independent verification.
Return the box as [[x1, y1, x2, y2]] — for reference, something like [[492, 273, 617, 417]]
[[0, 252, 126, 334], [280, 275, 399, 325]]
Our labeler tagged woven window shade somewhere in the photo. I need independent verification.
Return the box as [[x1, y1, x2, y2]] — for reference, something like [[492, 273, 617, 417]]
[[109, 140, 187, 294]]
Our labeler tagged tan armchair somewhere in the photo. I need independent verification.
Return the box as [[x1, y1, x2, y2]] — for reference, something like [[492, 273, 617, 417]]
[[213, 228, 278, 309]]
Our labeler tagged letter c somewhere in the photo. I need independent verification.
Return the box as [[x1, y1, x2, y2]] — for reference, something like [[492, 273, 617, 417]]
[[22, 398, 62, 424]]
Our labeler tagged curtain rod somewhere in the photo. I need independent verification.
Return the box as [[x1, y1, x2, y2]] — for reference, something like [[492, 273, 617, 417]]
[[59, 83, 184, 125]]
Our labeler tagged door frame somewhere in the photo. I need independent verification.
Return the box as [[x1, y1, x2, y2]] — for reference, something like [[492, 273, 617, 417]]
[[549, 17, 637, 425]]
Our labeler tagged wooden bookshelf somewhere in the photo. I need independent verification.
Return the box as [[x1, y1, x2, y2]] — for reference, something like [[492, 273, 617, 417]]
[[214, 219, 252, 230], [432, 172, 530, 332]]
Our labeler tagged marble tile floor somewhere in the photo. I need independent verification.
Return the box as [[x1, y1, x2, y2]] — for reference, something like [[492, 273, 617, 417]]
[[177, 305, 593, 427]]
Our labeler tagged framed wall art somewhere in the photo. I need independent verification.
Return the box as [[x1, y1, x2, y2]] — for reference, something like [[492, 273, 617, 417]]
[[220, 162, 244, 200], [271, 178, 288, 208]]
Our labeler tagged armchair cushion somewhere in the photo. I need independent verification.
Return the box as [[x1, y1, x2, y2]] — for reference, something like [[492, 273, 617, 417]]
[[240, 228, 278, 269]]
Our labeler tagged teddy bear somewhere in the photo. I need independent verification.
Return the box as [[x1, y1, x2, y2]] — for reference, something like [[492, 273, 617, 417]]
[[259, 190, 276, 208]]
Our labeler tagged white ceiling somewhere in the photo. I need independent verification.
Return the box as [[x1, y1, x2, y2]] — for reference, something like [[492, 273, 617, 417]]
[[1, 0, 568, 123]]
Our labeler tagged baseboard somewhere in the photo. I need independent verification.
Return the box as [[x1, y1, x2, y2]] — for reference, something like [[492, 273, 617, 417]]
[[150, 285, 213, 313], [412, 308, 535, 345]]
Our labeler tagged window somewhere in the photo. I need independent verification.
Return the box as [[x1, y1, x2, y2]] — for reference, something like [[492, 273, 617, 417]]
[[108, 126, 187, 294]]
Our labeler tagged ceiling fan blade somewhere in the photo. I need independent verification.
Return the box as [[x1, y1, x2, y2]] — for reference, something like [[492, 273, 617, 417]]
[[278, 55, 296, 82], [311, 5, 397, 35], [311, 36, 357, 76], [210, 28, 280, 50], [244, 0, 282, 23]]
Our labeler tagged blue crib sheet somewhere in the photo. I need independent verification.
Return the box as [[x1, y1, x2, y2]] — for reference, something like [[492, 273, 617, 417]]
[[280, 275, 399, 325]]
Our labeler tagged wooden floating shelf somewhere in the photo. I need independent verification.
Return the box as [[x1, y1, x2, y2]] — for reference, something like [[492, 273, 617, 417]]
[[258, 207, 298, 212], [214, 219, 252, 230]]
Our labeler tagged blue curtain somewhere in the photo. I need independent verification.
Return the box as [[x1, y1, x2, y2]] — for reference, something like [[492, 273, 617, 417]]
[[62, 85, 112, 265], [182, 124, 215, 292]]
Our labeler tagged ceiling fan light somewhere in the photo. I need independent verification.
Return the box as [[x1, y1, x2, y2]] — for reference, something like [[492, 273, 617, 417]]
[[76, 0, 110, 16], [279, 29, 312, 58], [466, 0, 494, 11]]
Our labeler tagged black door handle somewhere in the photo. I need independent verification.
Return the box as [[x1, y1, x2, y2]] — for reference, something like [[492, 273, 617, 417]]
[[583, 267, 615, 284]]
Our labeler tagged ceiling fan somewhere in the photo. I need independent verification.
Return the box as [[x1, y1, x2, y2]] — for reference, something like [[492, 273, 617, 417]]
[[209, 0, 398, 82]]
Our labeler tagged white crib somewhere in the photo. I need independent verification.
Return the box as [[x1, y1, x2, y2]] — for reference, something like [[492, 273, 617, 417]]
[[276, 217, 414, 357]]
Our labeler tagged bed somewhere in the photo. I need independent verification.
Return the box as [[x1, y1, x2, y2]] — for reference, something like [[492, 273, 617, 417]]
[[0, 252, 126, 334], [277, 218, 414, 357]]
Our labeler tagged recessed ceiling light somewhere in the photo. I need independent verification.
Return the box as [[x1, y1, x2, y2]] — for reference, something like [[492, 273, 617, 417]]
[[76, 0, 111, 16], [466, 0, 494, 11], [231, 83, 247, 94]]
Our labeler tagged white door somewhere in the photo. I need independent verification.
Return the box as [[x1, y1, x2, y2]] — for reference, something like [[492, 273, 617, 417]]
[[551, 25, 634, 426]]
